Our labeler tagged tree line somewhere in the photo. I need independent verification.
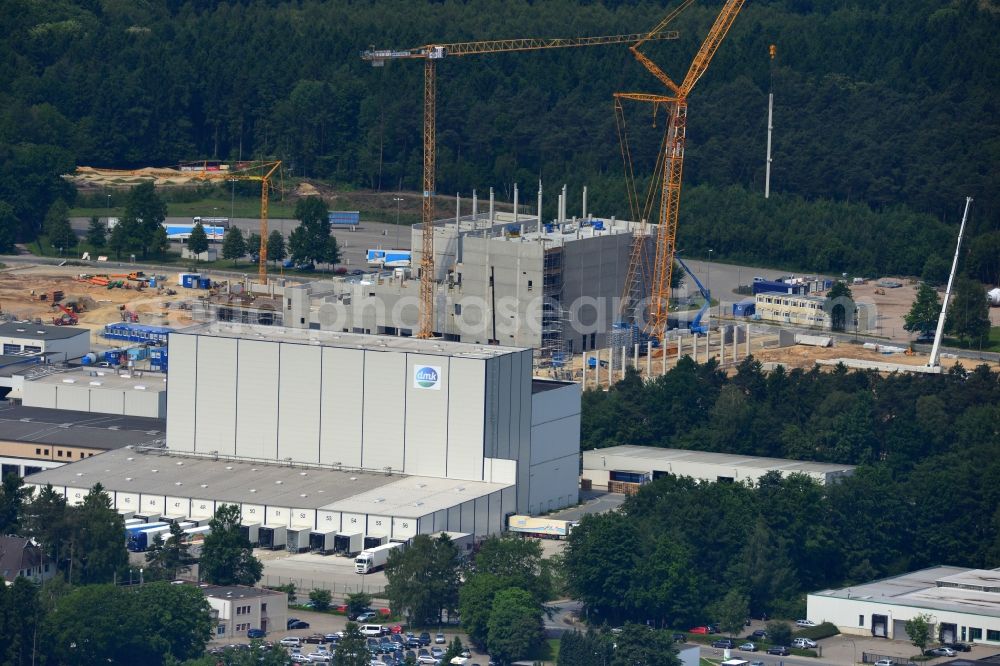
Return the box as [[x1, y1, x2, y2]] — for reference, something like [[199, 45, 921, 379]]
[[2, 0, 999, 279], [0, 479, 266, 665], [572, 359, 1000, 626]]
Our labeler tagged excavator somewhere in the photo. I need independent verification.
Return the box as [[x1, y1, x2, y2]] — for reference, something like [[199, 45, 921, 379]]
[[51, 304, 79, 326]]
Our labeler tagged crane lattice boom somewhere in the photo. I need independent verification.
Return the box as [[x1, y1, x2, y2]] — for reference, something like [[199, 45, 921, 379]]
[[364, 30, 680, 338]]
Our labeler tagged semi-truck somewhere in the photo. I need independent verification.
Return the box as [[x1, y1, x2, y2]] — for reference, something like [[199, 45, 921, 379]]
[[181, 525, 211, 543], [355, 542, 405, 574], [125, 521, 166, 538], [309, 529, 337, 554], [286, 528, 311, 553], [128, 524, 180, 552], [134, 512, 161, 523], [334, 532, 363, 556], [506, 515, 578, 539]]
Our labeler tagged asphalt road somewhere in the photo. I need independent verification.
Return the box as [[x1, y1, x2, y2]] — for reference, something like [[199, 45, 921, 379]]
[[548, 490, 626, 522]]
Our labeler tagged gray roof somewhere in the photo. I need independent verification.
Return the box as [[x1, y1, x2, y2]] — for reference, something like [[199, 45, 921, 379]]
[[0, 405, 165, 450], [28, 368, 167, 394], [25, 446, 512, 513], [195, 583, 284, 600], [0, 321, 88, 341], [811, 566, 1000, 620], [0, 536, 46, 581], [26, 447, 404, 509], [179, 322, 526, 359], [582, 445, 856, 477]]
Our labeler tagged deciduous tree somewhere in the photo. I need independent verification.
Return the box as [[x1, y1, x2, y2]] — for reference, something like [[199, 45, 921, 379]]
[[946, 277, 991, 345], [86, 215, 106, 247], [905, 613, 934, 653], [904, 283, 942, 337], [222, 225, 246, 264], [200, 504, 262, 586], [145, 521, 196, 581], [485, 588, 543, 665], [187, 221, 210, 257], [334, 622, 371, 666]]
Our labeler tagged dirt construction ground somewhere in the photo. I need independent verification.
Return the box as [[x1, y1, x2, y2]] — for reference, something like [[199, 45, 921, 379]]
[[0, 264, 200, 346]]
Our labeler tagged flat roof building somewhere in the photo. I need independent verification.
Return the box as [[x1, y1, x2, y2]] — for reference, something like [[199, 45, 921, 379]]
[[22, 367, 167, 418], [190, 583, 287, 639], [0, 405, 165, 479], [808, 566, 1000, 646], [0, 321, 89, 362], [582, 445, 856, 488]]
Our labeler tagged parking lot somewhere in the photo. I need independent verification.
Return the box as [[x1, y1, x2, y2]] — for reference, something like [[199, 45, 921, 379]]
[[210, 607, 492, 664]]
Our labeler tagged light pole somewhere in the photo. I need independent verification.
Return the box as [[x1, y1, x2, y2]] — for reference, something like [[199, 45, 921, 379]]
[[106, 194, 111, 216], [707, 248, 714, 317], [393, 196, 403, 248]]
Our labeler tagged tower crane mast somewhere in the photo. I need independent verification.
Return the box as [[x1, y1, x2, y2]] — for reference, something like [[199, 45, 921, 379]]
[[362, 30, 680, 339]]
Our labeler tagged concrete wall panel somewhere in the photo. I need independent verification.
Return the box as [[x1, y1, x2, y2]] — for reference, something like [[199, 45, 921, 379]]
[[447, 357, 486, 480], [320, 347, 364, 467], [65, 487, 87, 505], [404, 354, 450, 477], [115, 491, 139, 512], [235, 339, 279, 459], [341, 512, 365, 534], [474, 496, 489, 537], [361, 352, 406, 470], [392, 516, 416, 541], [139, 494, 164, 515], [90, 388, 124, 415], [265, 506, 291, 527], [195, 336, 237, 455], [190, 499, 216, 519], [165, 496, 191, 517], [56, 384, 90, 412], [367, 514, 391, 538], [277, 343, 322, 462], [124, 389, 162, 418], [240, 503, 265, 524], [166, 334, 197, 451], [460, 500, 474, 534], [291, 508, 315, 530], [316, 511, 341, 532], [487, 491, 503, 535]]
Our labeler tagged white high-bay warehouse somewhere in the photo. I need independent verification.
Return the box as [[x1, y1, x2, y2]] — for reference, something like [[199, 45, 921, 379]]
[[27, 323, 581, 539], [165, 323, 580, 515]]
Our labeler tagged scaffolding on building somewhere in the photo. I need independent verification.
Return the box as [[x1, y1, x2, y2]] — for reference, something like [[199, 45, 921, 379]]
[[540, 246, 569, 374], [192, 296, 285, 327]]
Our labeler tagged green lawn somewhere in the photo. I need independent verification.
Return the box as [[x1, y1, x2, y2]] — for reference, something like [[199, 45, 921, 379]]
[[940, 326, 1000, 353], [70, 195, 298, 220]]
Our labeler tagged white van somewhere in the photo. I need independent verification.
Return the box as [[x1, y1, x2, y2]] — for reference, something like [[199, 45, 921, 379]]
[[359, 624, 384, 637]]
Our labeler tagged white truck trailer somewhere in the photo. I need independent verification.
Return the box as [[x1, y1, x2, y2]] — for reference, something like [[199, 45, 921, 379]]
[[355, 541, 405, 574]]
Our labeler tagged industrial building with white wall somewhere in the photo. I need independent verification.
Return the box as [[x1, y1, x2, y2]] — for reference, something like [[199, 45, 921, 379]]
[[807, 566, 1000, 646], [0, 321, 89, 362], [21, 368, 167, 418], [26, 322, 581, 541], [581, 445, 856, 488]]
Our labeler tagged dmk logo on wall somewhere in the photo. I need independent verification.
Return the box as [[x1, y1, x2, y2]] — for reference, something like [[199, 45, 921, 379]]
[[414, 365, 442, 390]]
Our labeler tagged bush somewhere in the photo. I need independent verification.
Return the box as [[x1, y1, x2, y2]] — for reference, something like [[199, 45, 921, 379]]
[[766, 621, 792, 646], [794, 621, 840, 641], [309, 588, 332, 612]]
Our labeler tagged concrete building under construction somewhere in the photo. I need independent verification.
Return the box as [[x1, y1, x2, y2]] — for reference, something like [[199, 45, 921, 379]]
[[193, 187, 652, 361]]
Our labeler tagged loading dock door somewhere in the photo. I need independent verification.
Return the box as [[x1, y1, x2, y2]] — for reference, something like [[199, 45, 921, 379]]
[[893, 620, 909, 641], [940, 623, 956, 643], [872, 614, 888, 638]]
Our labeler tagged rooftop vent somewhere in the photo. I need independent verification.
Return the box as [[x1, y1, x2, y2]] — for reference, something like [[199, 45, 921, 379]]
[[225, 466, 233, 470], [151, 469, 158, 473], [249, 489, 257, 493], [75, 472, 84, 477], [62, 379, 76, 384], [134, 385, 146, 390], [126, 457, 134, 461], [200, 484, 208, 488], [349, 477, 358, 481], [125, 477, 133, 482], [174, 482, 182, 486], [108, 426, 120, 431], [175, 461, 184, 466], [89, 381, 101, 386], [274, 480, 283, 485]]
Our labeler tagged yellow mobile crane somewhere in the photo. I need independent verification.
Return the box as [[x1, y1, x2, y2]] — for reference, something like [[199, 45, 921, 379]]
[[362, 30, 680, 339], [617, 0, 745, 342]]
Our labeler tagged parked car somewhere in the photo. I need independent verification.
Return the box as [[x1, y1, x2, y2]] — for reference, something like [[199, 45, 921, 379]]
[[416, 657, 438, 665], [304, 634, 327, 644], [406, 636, 423, 649], [289, 654, 310, 664], [435, 633, 447, 644], [280, 637, 303, 647], [739, 642, 757, 652], [324, 633, 341, 643], [247, 628, 266, 639], [750, 661, 765, 666], [712, 639, 735, 649], [749, 629, 767, 640], [288, 620, 310, 630], [431, 647, 445, 658], [944, 643, 972, 652], [672, 633, 686, 642], [792, 638, 817, 649], [355, 612, 377, 623], [795, 619, 817, 628], [927, 647, 957, 657], [688, 626, 711, 634], [874, 660, 895, 666], [306, 653, 332, 664], [419, 632, 432, 646], [767, 646, 790, 656]]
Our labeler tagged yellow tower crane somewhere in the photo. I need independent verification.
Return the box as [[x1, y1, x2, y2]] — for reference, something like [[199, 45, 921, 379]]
[[616, 0, 745, 342], [75, 160, 282, 284], [362, 30, 680, 339]]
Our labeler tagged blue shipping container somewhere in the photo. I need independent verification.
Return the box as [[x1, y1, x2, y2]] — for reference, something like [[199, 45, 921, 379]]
[[752, 279, 807, 296], [328, 211, 361, 226], [198, 277, 211, 289], [733, 298, 756, 317]]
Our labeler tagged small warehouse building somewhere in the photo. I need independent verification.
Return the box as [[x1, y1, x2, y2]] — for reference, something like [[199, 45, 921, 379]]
[[21, 367, 167, 418], [581, 445, 856, 490], [807, 566, 1000, 646], [0, 321, 89, 362], [0, 405, 165, 479], [191, 583, 287, 639]]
